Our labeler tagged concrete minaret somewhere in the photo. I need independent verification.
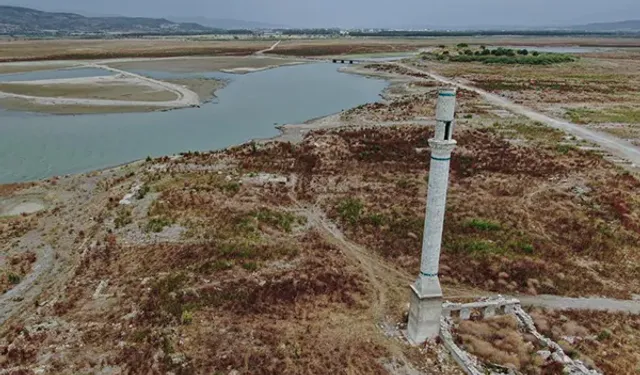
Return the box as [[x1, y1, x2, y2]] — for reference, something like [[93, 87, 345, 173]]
[[407, 88, 457, 345]]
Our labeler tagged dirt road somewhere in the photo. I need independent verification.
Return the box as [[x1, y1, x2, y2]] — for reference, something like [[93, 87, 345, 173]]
[[393, 62, 640, 168], [256, 40, 281, 55]]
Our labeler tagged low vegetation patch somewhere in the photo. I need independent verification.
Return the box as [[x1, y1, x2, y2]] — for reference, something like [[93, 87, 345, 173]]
[[145, 217, 172, 233], [454, 315, 545, 373], [0, 251, 36, 293], [337, 197, 364, 225], [114, 207, 133, 228], [424, 47, 577, 65], [566, 106, 640, 125], [464, 218, 501, 231], [528, 308, 639, 374]]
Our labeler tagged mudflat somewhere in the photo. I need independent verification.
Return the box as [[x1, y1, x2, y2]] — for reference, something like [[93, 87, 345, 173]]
[[0, 97, 163, 114], [0, 62, 75, 74], [108, 56, 305, 73], [164, 78, 225, 103], [0, 81, 179, 102]]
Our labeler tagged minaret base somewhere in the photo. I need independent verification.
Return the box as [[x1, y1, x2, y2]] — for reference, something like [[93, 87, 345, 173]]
[[406, 284, 443, 345]]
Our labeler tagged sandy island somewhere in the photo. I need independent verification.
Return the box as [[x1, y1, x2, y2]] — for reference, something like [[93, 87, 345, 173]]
[[0, 56, 305, 114]]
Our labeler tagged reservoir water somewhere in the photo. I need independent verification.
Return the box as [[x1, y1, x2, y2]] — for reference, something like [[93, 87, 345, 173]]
[[0, 63, 387, 183]]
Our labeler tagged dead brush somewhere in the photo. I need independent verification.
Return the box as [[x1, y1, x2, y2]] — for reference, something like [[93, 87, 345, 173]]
[[454, 315, 545, 373], [261, 124, 640, 298], [528, 308, 640, 374]]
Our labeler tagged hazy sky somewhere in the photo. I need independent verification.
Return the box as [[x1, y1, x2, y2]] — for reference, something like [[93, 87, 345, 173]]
[[6, 0, 640, 28]]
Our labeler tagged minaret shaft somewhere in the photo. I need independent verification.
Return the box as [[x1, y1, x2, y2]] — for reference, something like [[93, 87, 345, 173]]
[[407, 88, 457, 345], [418, 139, 456, 289]]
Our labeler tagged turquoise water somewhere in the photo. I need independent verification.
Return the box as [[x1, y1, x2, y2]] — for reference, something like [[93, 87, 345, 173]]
[[0, 63, 387, 183], [0, 68, 112, 82]]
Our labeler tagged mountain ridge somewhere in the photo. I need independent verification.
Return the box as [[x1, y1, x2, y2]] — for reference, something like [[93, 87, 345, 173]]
[[567, 19, 640, 31], [0, 5, 212, 34], [168, 16, 285, 30]]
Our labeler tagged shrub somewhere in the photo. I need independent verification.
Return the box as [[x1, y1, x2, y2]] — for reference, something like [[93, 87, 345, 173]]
[[181, 310, 193, 325], [396, 178, 412, 189], [220, 181, 241, 196], [114, 207, 133, 228], [532, 51, 540, 56], [597, 329, 612, 341], [457, 43, 469, 48], [464, 218, 501, 231], [135, 185, 150, 200], [456, 240, 504, 255], [464, 49, 473, 55], [337, 198, 364, 225], [448, 52, 576, 65], [205, 260, 233, 271], [242, 262, 258, 271], [7, 273, 20, 285], [364, 213, 387, 226], [556, 144, 576, 154], [519, 243, 535, 254], [145, 217, 172, 233], [254, 209, 297, 232]]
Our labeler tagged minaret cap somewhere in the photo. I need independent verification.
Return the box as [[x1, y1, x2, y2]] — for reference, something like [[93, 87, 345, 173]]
[[434, 88, 457, 141]]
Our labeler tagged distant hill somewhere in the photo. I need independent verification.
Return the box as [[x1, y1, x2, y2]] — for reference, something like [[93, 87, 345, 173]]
[[169, 16, 284, 30], [0, 5, 212, 35], [568, 20, 640, 31]]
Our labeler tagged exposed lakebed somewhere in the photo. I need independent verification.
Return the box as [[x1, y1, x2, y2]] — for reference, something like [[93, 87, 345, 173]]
[[0, 63, 388, 183]]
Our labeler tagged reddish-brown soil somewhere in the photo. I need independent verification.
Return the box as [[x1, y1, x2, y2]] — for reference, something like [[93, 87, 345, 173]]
[[235, 124, 639, 299]]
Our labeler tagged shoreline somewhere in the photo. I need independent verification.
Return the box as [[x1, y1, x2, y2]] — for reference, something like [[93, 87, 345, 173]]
[[0, 63, 397, 186], [0, 56, 311, 114]]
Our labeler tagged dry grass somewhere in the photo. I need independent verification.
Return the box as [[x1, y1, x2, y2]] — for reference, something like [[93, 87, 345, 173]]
[[0, 251, 36, 293], [417, 51, 640, 143], [0, 183, 35, 197], [234, 119, 640, 299], [528, 308, 640, 374], [0, 39, 272, 62], [454, 315, 544, 373], [0, 161, 452, 374], [266, 37, 640, 57]]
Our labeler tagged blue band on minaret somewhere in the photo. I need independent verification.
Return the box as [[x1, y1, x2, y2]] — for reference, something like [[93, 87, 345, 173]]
[[431, 156, 451, 161], [420, 271, 438, 277], [439, 93, 456, 97]]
